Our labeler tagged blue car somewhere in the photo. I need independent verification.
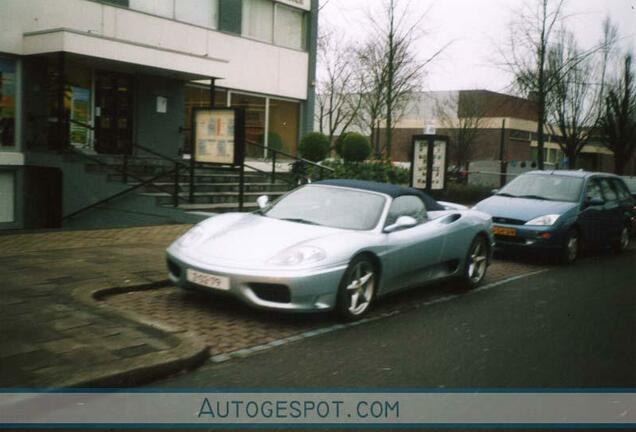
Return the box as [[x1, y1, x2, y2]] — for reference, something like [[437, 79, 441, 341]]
[[474, 171, 635, 263]]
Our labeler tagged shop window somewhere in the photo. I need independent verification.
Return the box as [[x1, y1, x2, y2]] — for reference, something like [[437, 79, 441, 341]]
[[66, 60, 93, 151], [219, 0, 242, 34], [268, 98, 299, 157], [230, 93, 266, 158], [274, 4, 306, 50], [0, 171, 15, 223], [242, 0, 274, 42], [175, 0, 218, 28], [0, 58, 16, 148]]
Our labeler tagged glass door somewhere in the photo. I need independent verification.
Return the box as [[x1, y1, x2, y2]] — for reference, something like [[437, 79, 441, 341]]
[[95, 71, 133, 154]]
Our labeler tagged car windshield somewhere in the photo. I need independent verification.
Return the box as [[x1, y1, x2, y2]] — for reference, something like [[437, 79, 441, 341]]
[[498, 174, 584, 202], [263, 185, 387, 230]]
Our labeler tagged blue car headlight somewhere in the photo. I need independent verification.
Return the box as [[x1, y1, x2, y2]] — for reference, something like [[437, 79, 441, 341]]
[[269, 246, 327, 266], [525, 214, 560, 226]]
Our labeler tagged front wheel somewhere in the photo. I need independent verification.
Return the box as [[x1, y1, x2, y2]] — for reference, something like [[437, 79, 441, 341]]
[[460, 236, 489, 289], [613, 224, 631, 253], [336, 256, 377, 321], [560, 228, 579, 265]]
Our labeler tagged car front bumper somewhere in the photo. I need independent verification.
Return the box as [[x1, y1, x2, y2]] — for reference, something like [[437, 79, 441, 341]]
[[166, 251, 348, 312], [492, 223, 567, 251]]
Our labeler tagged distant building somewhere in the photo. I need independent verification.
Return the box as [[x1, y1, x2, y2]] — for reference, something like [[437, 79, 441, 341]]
[[0, 0, 318, 230], [380, 90, 634, 174]]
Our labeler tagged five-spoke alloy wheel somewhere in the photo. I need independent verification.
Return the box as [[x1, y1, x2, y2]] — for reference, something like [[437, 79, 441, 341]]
[[462, 236, 489, 289], [337, 256, 376, 320]]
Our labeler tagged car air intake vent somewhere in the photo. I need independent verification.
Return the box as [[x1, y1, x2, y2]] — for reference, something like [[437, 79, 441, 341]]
[[249, 283, 291, 303], [166, 259, 181, 278], [492, 217, 525, 225]]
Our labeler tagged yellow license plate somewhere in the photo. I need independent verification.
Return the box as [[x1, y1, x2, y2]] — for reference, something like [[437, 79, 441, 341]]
[[492, 226, 517, 236]]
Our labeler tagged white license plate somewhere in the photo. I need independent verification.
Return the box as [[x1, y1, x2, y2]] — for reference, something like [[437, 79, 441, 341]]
[[186, 269, 230, 290]]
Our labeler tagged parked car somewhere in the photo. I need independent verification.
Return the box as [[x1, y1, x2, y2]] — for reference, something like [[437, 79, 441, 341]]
[[474, 171, 635, 264], [622, 176, 636, 200], [167, 179, 494, 320]]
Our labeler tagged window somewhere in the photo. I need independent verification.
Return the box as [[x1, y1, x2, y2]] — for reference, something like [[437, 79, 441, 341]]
[[175, 0, 218, 28], [610, 178, 632, 202], [129, 0, 173, 18], [274, 3, 306, 49], [0, 58, 16, 148], [103, 0, 129, 6], [584, 179, 603, 202], [242, 0, 274, 42], [268, 98, 299, 156], [219, 0, 242, 34], [385, 196, 427, 227], [230, 93, 266, 158], [598, 178, 618, 202], [0, 171, 15, 223]]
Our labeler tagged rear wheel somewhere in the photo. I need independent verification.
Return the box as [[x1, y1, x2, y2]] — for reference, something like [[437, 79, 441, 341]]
[[560, 228, 579, 265], [460, 236, 488, 289], [613, 224, 631, 253], [336, 256, 376, 321]]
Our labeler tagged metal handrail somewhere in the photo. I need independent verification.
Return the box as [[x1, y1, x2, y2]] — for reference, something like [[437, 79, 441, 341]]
[[63, 147, 185, 220]]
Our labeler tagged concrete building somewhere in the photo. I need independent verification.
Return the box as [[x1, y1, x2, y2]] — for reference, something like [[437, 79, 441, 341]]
[[382, 90, 634, 174], [0, 0, 318, 230]]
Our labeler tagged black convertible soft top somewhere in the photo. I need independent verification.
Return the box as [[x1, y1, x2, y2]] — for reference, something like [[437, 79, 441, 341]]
[[314, 179, 444, 211]]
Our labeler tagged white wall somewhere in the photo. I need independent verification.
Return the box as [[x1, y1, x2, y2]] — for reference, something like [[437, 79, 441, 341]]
[[0, 0, 308, 100]]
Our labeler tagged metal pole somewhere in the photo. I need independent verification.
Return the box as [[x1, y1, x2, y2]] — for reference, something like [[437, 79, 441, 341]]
[[499, 119, 506, 188], [238, 162, 245, 212], [210, 78, 216, 107], [173, 162, 180, 207], [271, 151, 276, 184]]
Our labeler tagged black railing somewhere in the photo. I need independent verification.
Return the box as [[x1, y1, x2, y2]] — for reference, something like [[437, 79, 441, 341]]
[[245, 140, 334, 185]]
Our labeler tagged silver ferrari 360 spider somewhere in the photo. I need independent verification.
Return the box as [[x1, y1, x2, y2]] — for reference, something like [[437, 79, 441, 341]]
[[166, 180, 494, 320]]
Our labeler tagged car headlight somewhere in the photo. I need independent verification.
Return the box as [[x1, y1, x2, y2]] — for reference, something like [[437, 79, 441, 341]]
[[178, 224, 206, 247], [268, 246, 327, 266], [525, 214, 560, 226]]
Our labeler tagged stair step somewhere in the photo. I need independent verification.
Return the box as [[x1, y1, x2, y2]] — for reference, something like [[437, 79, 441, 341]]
[[177, 202, 259, 211]]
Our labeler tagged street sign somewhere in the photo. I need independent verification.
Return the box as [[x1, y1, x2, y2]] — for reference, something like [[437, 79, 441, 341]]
[[410, 135, 448, 192]]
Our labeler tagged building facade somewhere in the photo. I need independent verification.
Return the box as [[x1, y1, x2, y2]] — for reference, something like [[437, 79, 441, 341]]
[[0, 0, 318, 230], [383, 90, 634, 175]]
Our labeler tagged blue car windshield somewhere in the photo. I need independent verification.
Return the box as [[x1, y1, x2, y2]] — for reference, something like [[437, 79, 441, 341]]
[[499, 174, 584, 202], [264, 185, 387, 230]]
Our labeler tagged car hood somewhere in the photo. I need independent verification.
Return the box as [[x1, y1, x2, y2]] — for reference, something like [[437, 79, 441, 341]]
[[176, 213, 344, 265], [474, 195, 578, 223]]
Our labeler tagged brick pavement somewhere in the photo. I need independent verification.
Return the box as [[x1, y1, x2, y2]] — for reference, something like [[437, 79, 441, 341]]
[[105, 258, 545, 358], [0, 225, 201, 388], [0, 223, 545, 387]]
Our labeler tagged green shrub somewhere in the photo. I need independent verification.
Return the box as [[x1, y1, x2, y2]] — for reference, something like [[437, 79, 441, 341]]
[[341, 133, 371, 162], [430, 183, 493, 205], [308, 159, 410, 184], [333, 132, 351, 157], [298, 132, 330, 162]]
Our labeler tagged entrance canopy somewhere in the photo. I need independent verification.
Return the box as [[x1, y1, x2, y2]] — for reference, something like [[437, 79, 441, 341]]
[[23, 28, 228, 82]]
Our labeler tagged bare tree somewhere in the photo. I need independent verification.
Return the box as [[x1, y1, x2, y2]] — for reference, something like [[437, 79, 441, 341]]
[[434, 92, 487, 170], [546, 30, 599, 169], [501, 0, 568, 170], [355, 39, 388, 158], [363, 0, 448, 159], [598, 54, 636, 175], [315, 28, 362, 145]]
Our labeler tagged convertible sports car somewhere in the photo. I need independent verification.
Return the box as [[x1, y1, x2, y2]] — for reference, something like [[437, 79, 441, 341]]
[[166, 180, 494, 320]]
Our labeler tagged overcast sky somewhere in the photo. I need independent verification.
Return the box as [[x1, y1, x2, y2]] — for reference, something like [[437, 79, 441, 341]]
[[318, 0, 636, 93]]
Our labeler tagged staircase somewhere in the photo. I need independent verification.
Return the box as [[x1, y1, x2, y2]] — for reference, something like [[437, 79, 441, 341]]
[[89, 157, 292, 215]]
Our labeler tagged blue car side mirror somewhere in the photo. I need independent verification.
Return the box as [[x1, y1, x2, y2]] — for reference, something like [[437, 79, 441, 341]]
[[586, 197, 604, 207]]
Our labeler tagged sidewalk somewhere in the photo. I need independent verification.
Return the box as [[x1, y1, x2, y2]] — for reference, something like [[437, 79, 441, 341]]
[[0, 224, 545, 388], [0, 225, 207, 388]]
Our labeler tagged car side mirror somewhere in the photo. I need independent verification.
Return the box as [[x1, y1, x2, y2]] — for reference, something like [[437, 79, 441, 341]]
[[585, 196, 604, 207], [256, 195, 269, 209], [491, 189, 499, 195], [384, 216, 418, 233]]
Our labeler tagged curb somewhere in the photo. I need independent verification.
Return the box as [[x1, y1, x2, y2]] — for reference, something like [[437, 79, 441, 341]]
[[67, 281, 209, 388]]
